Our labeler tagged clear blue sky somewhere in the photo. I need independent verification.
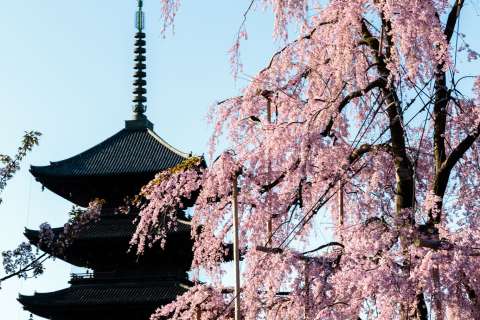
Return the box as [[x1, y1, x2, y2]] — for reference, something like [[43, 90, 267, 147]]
[[0, 1, 478, 319]]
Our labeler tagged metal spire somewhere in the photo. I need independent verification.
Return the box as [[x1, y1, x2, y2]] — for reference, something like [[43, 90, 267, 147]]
[[132, 0, 147, 119]]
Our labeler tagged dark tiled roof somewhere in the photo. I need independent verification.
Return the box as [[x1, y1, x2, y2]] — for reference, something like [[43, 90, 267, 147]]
[[19, 280, 190, 306], [30, 127, 189, 178], [24, 217, 191, 242]]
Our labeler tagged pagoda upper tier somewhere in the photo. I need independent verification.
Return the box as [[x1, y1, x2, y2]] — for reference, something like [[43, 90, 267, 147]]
[[30, 119, 189, 208]]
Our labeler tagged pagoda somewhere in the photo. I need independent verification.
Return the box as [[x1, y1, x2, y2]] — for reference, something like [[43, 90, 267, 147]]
[[18, 1, 195, 319]]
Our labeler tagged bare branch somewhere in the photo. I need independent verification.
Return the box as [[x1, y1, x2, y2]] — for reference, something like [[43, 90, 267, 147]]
[[1, 252, 49, 284], [259, 20, 336, 76], [302, 242, 344, 255]]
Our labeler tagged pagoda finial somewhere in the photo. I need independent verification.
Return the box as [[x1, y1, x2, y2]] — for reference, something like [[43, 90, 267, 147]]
[[132, 0, 147, 119]]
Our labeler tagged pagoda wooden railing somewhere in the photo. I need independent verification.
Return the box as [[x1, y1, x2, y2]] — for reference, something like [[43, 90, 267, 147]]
[[70, 271, 187, 283]]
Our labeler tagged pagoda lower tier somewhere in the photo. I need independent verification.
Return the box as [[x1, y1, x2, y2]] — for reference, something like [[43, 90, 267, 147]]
[[19, 272, 191, 320]]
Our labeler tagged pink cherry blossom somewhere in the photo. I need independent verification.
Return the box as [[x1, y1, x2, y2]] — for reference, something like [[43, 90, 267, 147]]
[[141, 1, 480, 319]]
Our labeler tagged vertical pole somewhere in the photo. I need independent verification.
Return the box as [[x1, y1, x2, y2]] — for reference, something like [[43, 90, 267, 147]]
[[266, 100, 272, 124], [267, 217, 273, 245], [232, 176, 241, 320], [379, 25, 384, 57], [196, 307, 202, 320], [338, 184, 344, 241], [266, 101, 273, 246], [304, 260, 310, 319]]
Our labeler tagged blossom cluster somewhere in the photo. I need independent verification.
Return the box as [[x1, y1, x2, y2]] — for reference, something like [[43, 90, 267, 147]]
[[136, 1, 480, 319], [38, 200, 103, 255], [130, 157, 204, 255]]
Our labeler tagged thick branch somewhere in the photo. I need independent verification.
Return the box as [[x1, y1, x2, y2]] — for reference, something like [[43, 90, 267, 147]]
[[415, 293, 429, 320], [260, 20, 336, 75], [256, 241, 343, 259], [462, 275, 480, 317], [260, 160, 300, 193], [433, 75, 449, 173], [431, 125, 480, 222], [302, 242, 344, 255], [433, 0, 464, 175], [414, 238, 452, 250], [428, 0, 466, 224], [444, 0, 465, 43], [321, 78, 386, 136], [349, 143, 392, 164], [362, 19, 415, 215]]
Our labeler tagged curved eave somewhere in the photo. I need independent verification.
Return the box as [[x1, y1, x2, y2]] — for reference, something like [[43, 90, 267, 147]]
[[23, 227, 64, 259], [25, 219, 192, 244], [18, 280, 192, 318], [24, 228, 40, 244], [29, 127, 191, 180], [18, 281, 192, 305], [23, 219, 194, 267], [146, 128, 190, 159]]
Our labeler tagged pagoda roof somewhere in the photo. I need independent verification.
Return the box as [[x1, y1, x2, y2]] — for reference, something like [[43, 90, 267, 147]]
[[19, 281, 189, 306], [24, 215, 191, 242], [23, 215, 194, 270], [19, 278, 191, 319], [31, 125, 189, 179]]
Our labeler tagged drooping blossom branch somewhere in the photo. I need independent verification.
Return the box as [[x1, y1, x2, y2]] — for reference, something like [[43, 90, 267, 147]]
[[0, 131, 41, 205], [37, 199, 104, 255], [151, 285, 230, 320], [159, 0, 181, 34], [130, 157, 204, 255], [1, 244, 49, 287], [1, 200, 104, 287]]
